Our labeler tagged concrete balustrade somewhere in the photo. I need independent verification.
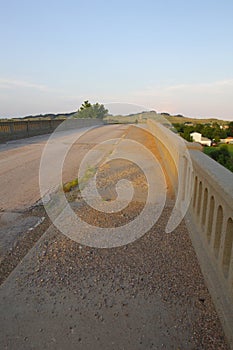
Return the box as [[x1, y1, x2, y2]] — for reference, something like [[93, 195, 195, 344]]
[[189, 150, 233, 288], [0, 118, 104, 143], [147, 119, 233, 348], [0, 120, 58, 142]]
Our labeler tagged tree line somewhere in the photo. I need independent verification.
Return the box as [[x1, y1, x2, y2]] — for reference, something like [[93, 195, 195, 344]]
[[173, 122, 233, 142], [204, 145, 233, 172]]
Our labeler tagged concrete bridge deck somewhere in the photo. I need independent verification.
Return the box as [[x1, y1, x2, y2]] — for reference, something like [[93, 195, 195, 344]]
[[0, 124, 231, 349]]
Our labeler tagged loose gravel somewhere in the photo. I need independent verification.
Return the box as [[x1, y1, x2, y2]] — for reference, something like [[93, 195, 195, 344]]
[[0, 125, 229, 349]]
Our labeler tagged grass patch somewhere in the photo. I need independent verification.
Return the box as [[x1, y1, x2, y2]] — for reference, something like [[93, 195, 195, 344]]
[[63, 166, 97, 193], [63, 178, 79, 192]]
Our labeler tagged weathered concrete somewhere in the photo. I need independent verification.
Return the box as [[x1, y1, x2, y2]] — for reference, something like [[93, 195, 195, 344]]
[[0, 118, 104, 143], [0, 212, 41, 262], [147, 119, 233, 349]]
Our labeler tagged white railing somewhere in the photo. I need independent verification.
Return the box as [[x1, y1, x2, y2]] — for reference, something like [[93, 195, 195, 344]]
[[147, 119, 233, 348], [190, 150, 233, 287]]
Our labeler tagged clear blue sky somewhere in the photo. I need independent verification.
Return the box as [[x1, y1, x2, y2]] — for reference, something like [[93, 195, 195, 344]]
[[0, 0, 233, 119]]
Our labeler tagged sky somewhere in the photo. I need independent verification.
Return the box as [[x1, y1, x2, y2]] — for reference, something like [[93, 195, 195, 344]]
[[0, 0, 233, 119]]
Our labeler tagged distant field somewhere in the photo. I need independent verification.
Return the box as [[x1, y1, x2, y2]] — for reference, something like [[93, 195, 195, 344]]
[[104, 111, 158, 124], [165, 115, 230, 125], [104, 112, 231, 126], [105, 112, 173, 126], [2, 111, 232, 125]]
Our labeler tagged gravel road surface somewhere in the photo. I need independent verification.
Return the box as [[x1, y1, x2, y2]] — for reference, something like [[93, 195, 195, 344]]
[[0, 125, 229, 349]]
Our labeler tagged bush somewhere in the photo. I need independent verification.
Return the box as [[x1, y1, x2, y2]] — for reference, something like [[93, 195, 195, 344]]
[[207, 145, 233, 172]]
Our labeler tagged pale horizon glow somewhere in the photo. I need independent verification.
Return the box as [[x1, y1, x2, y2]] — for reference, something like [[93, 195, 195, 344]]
[[0, 0, 233, 120]]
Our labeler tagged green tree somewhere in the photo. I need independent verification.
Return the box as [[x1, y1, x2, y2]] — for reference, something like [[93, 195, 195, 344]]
[[92, 103, 109, 119], [75, 101, 109, 119], [207, 145, 233, 172], [173, 121, 230, 143], [79, 100, 92, 111], [202, 125, 214, 139], [227, 122, 233, 137]]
